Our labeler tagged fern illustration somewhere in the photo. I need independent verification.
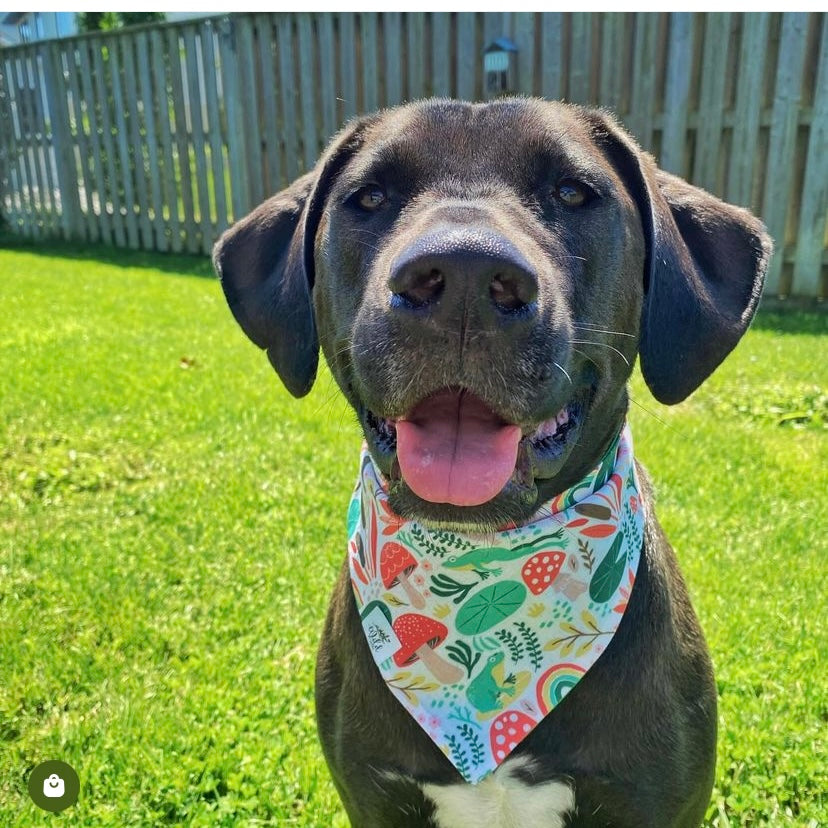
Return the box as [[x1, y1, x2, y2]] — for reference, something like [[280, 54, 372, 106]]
[[460, 724, 486, 767], [494, 628, 524, 663], [515, 621, 543, 670], [446, 733, 471, 779], [578, 538, 596, 573], [405, 525, 452, 558], [432, 530, 477, 552]]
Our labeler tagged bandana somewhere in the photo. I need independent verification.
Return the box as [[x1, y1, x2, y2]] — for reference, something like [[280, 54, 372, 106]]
[[347, 424, 644, 784]]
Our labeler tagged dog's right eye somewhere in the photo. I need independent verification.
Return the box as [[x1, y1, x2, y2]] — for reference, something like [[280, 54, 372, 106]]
[[352, 185, 387, 212]]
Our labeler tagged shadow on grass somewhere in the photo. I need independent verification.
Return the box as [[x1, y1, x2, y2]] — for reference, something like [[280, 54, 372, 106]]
[[0, 231, 215, 279], [753, 302, 827, 336]]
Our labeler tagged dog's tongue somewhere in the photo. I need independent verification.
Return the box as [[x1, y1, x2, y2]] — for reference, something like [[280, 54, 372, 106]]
[[395, 390, 521, 506]]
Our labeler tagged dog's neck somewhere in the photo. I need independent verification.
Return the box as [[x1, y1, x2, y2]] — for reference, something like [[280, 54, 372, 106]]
[[345, 424, 645, 784]]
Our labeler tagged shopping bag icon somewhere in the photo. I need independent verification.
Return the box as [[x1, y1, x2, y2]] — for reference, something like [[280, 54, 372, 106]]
[[43, 773, 65, 798]]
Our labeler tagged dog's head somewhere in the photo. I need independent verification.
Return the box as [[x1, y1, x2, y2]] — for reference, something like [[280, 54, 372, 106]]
[[214, 99, 771, 529]]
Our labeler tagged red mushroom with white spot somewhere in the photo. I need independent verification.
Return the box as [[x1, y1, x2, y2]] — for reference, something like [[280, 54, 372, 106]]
[[489, 709, 537, 764], [380, 542, 426, 608], [392, 613, 464, 684], [521, 550, 567, 595]]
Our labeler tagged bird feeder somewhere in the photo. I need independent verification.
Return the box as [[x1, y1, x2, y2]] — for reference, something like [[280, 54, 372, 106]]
[[484, 37, 518, 98]]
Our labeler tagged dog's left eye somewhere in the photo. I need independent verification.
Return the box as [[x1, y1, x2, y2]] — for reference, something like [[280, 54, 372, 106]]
[[555, 179, 593, 208], [353, 185, 387, 212]]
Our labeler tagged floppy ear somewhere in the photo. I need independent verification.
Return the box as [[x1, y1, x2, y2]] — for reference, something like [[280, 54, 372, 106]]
[[588, 111, 773, 404], [213, 116, 374, 398]]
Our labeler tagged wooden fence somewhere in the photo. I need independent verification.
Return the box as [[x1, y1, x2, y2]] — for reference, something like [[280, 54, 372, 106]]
[[0, 12, 826, 298]]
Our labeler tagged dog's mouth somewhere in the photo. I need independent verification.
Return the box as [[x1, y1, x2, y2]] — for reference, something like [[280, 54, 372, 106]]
[[363, 387, 584, 515]]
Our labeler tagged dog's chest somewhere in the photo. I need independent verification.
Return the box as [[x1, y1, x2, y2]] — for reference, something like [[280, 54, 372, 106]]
[[419, 757, 575, 828]]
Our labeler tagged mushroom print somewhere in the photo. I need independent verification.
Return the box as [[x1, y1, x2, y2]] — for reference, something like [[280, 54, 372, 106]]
[[521, 549, 567, 595], [380, 542, 426, 608], [392, 613, 464, 684], [489, 710, 537, 764]]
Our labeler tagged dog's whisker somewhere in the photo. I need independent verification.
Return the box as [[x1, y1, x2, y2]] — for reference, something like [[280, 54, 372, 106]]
[[553, 361, 573, 385], [572, 323, 636, 338], [628, 396, 688, 439], [569, 339, 631, 367]]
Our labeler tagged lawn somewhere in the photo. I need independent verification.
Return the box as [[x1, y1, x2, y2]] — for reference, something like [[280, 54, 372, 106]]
[[0, 241, 826, 826]]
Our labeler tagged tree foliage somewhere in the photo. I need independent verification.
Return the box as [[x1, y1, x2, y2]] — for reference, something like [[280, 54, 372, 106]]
[[76, 12, 165, 33]]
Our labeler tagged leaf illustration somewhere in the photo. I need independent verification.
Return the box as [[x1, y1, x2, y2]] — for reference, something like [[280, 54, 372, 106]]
[[580, 524, 616, 539], [455, 581, 527, 635], [560, 639, 574, 657], [589, 532, 626, 603], [352, 554, 369, 585], [446, 640, 481, 678], [573, 502, 612, 520], [576, 639, 593, 657], [384, 593, 406, 607], [430, 572, 477, 604], [581, 609, 599, 630]]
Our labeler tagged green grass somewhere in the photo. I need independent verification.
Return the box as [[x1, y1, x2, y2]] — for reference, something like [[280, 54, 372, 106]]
[[0, 240, 826, 826]]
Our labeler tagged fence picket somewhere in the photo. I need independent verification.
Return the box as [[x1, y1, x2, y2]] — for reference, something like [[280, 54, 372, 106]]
[[692, 14, 731, 193], [339, 13, 358, 119], [661, 13, 694, 176], [151, 28, 181, 252], [514, 13, 535, 97], [45, 43, 83, 239], [236, 16, 262, 209], [182, 27, 213, 253], [122, 35, 153, 248], [383, 13, 403, 106], [456, 12, 476, 101], [432, 13, 451, 97], [361, 13, 379, 112], [792, 15, 828, 299], [77, 38, 112, 243], [167, 26, 199, 252], [407, 14, 426, 99], [318, 14, 337, 142], [726, 14, 769, 209], [569, 14, 594, 105], [15, 52, 45, 229], [136, 32, 164, 250], [763, 13, 809, 295], [541, 13, 564, 101], [91, 37, 126, 247], [629, 13, 658, 151]]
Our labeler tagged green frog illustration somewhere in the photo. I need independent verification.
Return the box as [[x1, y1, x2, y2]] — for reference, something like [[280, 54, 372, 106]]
[[445, 530, 566, 578]]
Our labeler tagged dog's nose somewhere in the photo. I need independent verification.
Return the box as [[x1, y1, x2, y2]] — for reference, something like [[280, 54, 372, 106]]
[[388, 228, 538, 325]]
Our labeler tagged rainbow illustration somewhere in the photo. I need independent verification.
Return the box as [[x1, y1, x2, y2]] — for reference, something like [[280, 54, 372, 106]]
[[536, 663, 587, 714]]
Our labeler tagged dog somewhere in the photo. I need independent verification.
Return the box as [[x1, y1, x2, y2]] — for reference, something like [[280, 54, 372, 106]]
[[213, 98, 771, 828]]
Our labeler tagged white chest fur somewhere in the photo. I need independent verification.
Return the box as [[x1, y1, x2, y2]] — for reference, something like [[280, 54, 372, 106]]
[[420, 757, 575, 828]]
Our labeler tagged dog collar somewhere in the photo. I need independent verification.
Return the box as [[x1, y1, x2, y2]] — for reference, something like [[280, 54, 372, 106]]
[[347, 424, 644, 784]]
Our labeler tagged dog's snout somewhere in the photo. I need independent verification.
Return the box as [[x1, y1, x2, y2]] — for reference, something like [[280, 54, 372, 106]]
[[388, 228, 538, 323]]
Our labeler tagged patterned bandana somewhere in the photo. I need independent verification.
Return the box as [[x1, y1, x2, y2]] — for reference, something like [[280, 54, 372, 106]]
[[346, 424, 644, 784]]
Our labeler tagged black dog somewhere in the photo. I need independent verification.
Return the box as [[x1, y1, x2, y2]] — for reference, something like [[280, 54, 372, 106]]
[[213, 99, 771, 828]]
